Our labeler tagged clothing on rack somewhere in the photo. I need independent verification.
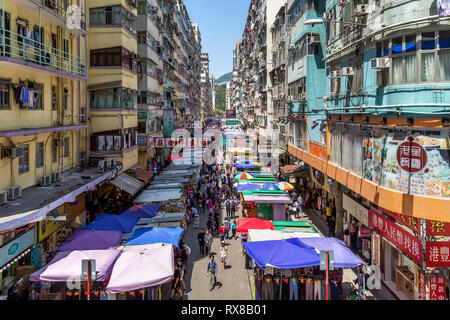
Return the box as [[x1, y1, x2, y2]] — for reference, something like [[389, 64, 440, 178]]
[[273, 276, 281, 300], [281, 278, 290, 300], [289, 277, 298, 300], [313, 279, 321, 300], [330, 280, 339, 300], [298, 277, 306, 300], [305, 277, 313, 300], [263, 276, 273, 300]]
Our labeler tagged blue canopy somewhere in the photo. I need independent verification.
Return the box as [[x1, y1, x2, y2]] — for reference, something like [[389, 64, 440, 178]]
[[288, 237, 365, 268], [125, 227, 184, 247], [260, 183, 280, 191], [236, 184, 262, 192], [243, 239, 320, 269], [121, 204, 162, 219], [233, 163, 257, 169], [83, 214, 139, 233]]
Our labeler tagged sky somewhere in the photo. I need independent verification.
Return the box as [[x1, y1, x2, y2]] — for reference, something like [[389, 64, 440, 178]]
[[184, 0, 251, 79]]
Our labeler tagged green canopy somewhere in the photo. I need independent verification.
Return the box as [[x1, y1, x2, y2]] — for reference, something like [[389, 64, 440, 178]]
[[242, 190, 288, 196], [271, 220, 319, 233]]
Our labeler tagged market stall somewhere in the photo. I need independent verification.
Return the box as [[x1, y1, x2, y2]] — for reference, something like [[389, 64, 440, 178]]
[[82, 214, 139, 233], [240, 190, 292, 220], [120, 205, 162, 219], [247, 229, 321, 242], [124, 227, 184, 247], [56, 230, 123, 251]]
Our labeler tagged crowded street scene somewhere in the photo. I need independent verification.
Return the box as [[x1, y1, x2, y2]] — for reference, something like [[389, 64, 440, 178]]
[[0, 0, 449, 307]]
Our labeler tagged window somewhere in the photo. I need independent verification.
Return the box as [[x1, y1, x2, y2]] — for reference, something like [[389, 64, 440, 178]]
[[52, 144, 57, 163], [89, 5, 136, 36], [0, 79, 10, 109], [36, 142, 44, 168], [90, 87, 137, 109], [64, 88, 71, 110], [64, 137, 69, 157], [18, 145, 29, 174], [51, 86, 57, 110], [90, 47, 135, 71]]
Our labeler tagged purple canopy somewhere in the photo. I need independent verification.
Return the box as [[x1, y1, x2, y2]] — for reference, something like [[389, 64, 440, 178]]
[[287, 237, 365, 268], [106, 244, 174, 294], [121, 205, 162, 219], [83, 214, 139, 233], [30, 250, 121, 282], [56, 230, 123, 251]]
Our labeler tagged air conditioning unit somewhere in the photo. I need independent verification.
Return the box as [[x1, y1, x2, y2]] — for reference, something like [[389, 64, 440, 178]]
[[7, 185, 22, 201], [52, 171, 62, 183], [1, 147, 18, 159], [370, 57, 391, 69], [98, 160, 105, 173], [330, 70, 340, 78], [53, 140, 64, 147], [356, 4, 369, 15], [0, 190, 7, 205], [104, 158, 112, 169], [308, 34, 321, 45], [338, 0, 349, 5], [42, 50, 54, 66], [323, 12, 332, 21], [341, 66, 354, 76], [40, 174, 52, 186], [299, 92, 306, 100], [287, 95, 294, 102]]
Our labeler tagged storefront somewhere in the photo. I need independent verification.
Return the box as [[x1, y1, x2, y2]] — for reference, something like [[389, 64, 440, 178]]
[[0, 227, 36, 299], [307, 166, 338, 223], [370, 207, 423, 300], [342, 193, 371, 263]]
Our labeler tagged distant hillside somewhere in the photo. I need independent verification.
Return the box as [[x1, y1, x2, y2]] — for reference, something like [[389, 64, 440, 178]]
[[215, 72, 232, 84], [215, 84, 226, 111]]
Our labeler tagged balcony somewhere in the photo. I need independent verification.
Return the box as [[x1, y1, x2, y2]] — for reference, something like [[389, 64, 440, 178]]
[[0, 28, 86, 78], [308, 140, 327, 161]]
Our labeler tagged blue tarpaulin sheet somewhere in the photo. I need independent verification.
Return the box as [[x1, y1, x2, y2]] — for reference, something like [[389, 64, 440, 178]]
[[83, 214, 139, 233], [236, 184, 262, 192], [125, 227, 184, 247], [233, 163, 257, 169], [288, 237, 365, 268], [121, 205, 162, 219]]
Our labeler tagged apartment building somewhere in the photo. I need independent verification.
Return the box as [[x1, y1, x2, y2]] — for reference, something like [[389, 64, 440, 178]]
[[200, 52, 213, 120]]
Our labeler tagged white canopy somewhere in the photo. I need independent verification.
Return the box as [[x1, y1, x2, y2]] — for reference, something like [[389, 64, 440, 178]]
[[248, 229, 322, 242]]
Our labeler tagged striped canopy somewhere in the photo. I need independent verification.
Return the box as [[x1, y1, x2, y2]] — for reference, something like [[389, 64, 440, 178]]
[[234, 172, 255, 180], [278, 182, 295, 191]]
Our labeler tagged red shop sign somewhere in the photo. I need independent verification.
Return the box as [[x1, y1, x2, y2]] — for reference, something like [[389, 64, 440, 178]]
[[396, 140, 427, 173], [420, 272, 425, 300], [426, 241, 450, 267], [380, 208, 421, 235], [426, 219, 450, 236], [429, 276, 447, 300], [370, 208, 423, 265], [358, 227, 371, 238]]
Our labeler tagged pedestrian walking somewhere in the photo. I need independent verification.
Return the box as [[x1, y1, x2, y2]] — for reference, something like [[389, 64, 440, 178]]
[[218, 223, 227, 242], [197, 228, 206, 256], [206, 256, 218, 291], [225, 199, 231, 218], [232, 220, 237, 239], [231, 198, 236, 218], [219, 241, 228, 270], [170, 259, 184, 300], [204, 230, 213, 255], [224, 219, 231, 240], [241, 232, 247, 256]]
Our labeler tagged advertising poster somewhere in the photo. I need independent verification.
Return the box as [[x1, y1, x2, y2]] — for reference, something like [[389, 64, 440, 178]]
[[363, 129, 387, 185]]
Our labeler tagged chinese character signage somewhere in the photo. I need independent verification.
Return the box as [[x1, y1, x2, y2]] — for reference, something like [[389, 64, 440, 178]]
[[429, 275, 447, 300], [397, 140, 427, 173], [155, 137, 165, 148], [426, 241, 450, 267], [419, 271, 425, 300], [372, 233, 380, 266], [370, 208, 423, 265], [379, 208, 421, 234], [379, 132, 450, 197], [426, 219, 450, 236], [438, 0, 450, 17]]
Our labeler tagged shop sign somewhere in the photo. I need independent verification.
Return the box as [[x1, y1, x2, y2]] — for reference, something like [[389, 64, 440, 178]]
[[370, 208, 422, 265], [379, 208, 421, 235], [166, 138, 175, 148], [0, 228, 35, 267], [312, 169, 324, 185], [372, 233, 380, 266], [419, 272, 425, 300], [397, 140, 427, 173], [155, 137, 165, 148], [425, 219, 450, 236], [429, 275, 447, 300], [343, 194, 369, 227], [359, 227, 371, 238], [426, 241, 450, 267], [38, 206, 65, 242]]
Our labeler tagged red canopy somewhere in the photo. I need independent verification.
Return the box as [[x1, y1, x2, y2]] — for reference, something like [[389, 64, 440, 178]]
[[236, 218, 275, 233]]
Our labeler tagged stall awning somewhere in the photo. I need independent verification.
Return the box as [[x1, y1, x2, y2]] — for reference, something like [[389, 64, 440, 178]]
[[253, 195, 293, 204], [110, 173, 144, 196], [137, 170, 153, 184]]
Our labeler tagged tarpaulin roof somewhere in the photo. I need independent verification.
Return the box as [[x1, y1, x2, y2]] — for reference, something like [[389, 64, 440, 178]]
[[109, 173, 144, 196], [125, 227, 184, 247], [135, 212, 185, 225], [134, 189, 183, 204], [288, 237, 365, 268], [248, 229, 321, 242], [253, 195, 293, 204], [243, 239, 320, 269], [260, 183, 280, 191], [233, 163, 257, 169], [106, 245, 174, 294], [121, 205, 162, 219], [236, 218, 274, 233], [56, 230, 123, 251], [30, 250, 120, 282], [83, 214, 139, 233], [236, 184, 261, 192]]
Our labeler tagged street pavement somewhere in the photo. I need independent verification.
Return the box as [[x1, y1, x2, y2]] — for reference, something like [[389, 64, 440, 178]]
[[174, 180, 254, 300]]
